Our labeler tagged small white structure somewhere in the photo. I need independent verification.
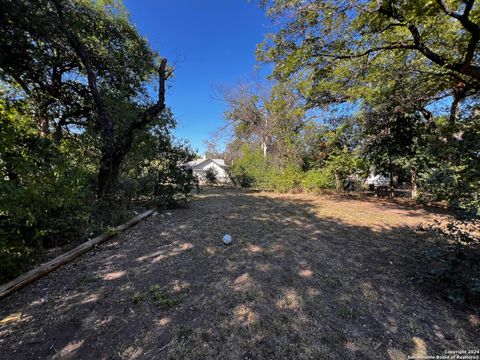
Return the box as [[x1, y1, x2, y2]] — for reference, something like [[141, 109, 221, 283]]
[[186, 156, 231, 185], [365, 174, 391, 188]]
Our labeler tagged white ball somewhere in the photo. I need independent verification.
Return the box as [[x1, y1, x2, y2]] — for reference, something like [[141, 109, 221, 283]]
[[222, 234, 232, 245]]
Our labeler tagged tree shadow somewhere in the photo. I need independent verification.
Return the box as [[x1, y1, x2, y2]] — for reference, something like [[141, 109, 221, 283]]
[[0, 189, 478, 359]]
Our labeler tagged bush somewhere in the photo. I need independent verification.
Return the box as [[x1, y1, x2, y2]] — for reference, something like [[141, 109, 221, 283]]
[[0, 119, 98, 281], [302, 169, 335, 193], [417, 116, 480, 218], [228, 145, 365, 194], [205, 168, 218, 186], [228, 146, 270, 188], [0, 102, 198, 283], [227, 166, 254, 188], [0, 240, 39, 283], [153, 165, 197, 208], [265, 163, 304, 193], [419, 165, 480, 219]]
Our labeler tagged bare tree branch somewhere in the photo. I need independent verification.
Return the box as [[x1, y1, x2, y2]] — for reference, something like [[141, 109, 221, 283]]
[[135, 58, 168, 129]]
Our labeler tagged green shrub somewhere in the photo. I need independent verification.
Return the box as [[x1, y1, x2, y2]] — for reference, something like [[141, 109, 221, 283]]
[[302, 169, 335, 192], [205, 167, 218, 186], [227, 166, 254, 188], [0, 142, 97, 281], [266, 163, 304, 193], [122, 132, 198, 209], [229, 146, 270, 189], [0, 240, 39, 283], [419, 165, 480, 219], [416, 116, 480, 218]]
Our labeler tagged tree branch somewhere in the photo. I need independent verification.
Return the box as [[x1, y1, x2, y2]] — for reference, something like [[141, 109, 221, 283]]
[[376, 1, 480, 84], [435, 0, 479, 35], [133, 58, 168, 130], [51, 0, 114, 138], [435, 0, 480, 71], [324, 43, 416, 59]]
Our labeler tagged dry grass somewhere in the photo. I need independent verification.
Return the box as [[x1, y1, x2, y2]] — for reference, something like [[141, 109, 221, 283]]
[[0, 188, 478, 359]]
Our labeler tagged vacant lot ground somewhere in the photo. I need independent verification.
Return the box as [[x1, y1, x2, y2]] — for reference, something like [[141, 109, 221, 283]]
[[0, 189, 478, 359]]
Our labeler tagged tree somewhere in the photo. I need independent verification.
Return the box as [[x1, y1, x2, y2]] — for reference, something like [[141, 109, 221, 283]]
[[258, 0, 480, 124], [0, 0, 199, 281], [258, 0, 480, 210], [203, 137, 225, 159], [214, 82, 273, 159], [0, 0, 172, 198], [215, 80, 305, 162], [362, 103, 422, 196]]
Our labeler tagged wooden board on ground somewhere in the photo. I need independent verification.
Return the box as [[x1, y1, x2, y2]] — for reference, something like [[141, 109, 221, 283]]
[[0, 210, 154, 300]]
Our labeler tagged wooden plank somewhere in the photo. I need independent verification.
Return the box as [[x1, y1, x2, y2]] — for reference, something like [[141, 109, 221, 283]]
[[0, 210, 154, 300]]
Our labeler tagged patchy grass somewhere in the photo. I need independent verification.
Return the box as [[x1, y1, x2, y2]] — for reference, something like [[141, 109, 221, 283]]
[[133, 291, 143, 305], [0, 188, 478, 359], [149, 285, 177, 309]]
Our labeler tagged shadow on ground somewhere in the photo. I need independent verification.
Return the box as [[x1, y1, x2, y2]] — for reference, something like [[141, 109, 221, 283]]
[[0, 188, 478, 359]]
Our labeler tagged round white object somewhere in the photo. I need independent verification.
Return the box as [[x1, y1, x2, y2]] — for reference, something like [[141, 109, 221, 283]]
[[222, 234, 232, 245]]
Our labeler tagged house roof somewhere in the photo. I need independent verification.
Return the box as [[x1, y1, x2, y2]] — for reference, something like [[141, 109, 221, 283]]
[[186, 158, 227, 169]]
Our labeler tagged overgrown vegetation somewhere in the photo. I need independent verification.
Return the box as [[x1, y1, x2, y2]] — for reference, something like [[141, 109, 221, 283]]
[[0, 0, 196, 283], [208, 0, 480, 220]]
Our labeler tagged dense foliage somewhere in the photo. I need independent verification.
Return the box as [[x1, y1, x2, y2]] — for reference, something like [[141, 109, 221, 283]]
[[213, 0, 480, 218], [254, 0, 480, 214], [0, 0, 196, 282]]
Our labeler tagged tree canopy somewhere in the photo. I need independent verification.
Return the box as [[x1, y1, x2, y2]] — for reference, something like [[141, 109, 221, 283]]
[[210, 0, 479, 216]]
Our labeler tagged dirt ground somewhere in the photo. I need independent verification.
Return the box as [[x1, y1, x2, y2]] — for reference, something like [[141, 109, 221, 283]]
[[0, 188, 478, 359]]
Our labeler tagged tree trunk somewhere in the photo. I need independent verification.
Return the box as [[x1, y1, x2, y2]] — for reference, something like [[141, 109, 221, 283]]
[[39, 117, 49, 137], [335, 172, 341, 191], [389, 159, 394, 198], [37, 103, 50, 137], [97, 146, 124, 199], [96, 133, 139, 199], [449, 90, 462, 127], [411, 167, 418, 200]]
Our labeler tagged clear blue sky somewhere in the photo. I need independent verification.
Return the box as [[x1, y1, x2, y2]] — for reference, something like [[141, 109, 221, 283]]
[[124, 0, 271, 154]]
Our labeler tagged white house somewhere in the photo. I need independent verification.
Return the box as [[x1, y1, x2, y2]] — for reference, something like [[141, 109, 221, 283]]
[[186, 157, 231, 185]]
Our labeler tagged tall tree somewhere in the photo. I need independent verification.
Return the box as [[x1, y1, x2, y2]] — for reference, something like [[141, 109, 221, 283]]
[[0, 0, 171, 197], [215, 81, 305, 162]]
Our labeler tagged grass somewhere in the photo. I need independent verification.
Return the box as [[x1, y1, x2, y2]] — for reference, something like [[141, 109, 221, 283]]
[[149, 285, 177, 309], [0, 188, 478, 360], [133, 291, 143, 304]]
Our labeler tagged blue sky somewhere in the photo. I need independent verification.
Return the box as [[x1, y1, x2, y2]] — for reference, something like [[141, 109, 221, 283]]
[[124, 0, 271, 154]]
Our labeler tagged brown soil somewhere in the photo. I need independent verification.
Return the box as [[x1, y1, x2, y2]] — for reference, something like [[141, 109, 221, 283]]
[[0, 188, 478, 359]]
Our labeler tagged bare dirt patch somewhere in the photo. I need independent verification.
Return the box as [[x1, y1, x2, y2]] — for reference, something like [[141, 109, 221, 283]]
[[0, 188, 478, 359]]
